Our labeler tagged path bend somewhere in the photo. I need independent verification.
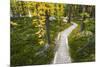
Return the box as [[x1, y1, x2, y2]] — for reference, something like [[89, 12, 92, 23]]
[[53, 22, 78, 64]]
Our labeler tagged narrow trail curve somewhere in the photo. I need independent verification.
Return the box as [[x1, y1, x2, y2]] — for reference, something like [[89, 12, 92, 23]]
[[53, 22, 78, 64]]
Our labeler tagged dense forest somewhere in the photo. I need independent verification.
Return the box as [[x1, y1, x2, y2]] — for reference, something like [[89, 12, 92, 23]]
[[11, 0, 95, 66]]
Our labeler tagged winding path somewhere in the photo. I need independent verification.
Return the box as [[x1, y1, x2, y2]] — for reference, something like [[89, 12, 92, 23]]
[[53, 22, 78, 64]]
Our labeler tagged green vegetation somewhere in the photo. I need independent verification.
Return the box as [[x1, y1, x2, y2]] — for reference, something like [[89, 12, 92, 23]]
[[11, 17, 54, 65], [50, 19, 71, 45], [11, 17, 71, 66], [11, 1, 95, 66], [68, 18, 95, 62]]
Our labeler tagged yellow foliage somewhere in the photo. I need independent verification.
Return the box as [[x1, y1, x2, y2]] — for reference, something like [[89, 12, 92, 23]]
[[39, 10, 45, 15], [11, 21, 18, 26], [38, 24, 44, 28], [39, 40, 44, 45], [32, 2, 64, 45], [33, 12, 37, 16], [35, 30, 41, 35]]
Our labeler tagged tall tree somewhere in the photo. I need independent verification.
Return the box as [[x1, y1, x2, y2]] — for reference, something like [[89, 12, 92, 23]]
[[68, 5, 72, 23], [80, 5, 86, 32]]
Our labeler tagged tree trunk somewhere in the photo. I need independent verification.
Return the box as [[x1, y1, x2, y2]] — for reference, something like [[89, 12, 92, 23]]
[[68, 5, 72, 23], [80, 6, 85, 32], [45, 11, 51, 45]]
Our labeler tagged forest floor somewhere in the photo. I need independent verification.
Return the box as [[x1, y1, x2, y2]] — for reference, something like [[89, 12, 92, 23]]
[[53, 22, 78, 64]]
